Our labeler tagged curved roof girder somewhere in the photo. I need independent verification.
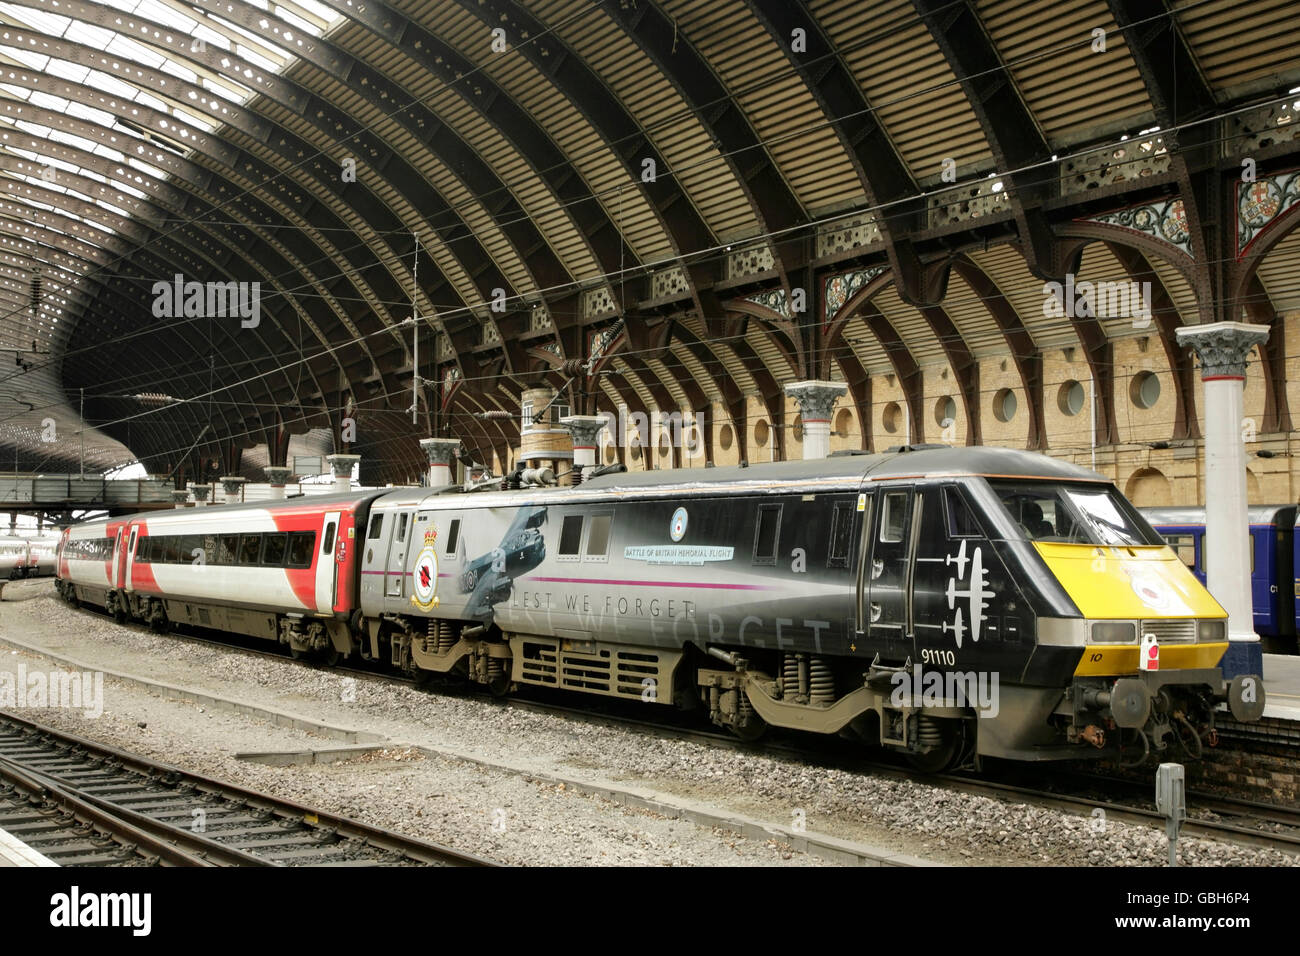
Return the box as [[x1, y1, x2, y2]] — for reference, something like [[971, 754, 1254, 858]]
[[911, 0, 1057, 284]]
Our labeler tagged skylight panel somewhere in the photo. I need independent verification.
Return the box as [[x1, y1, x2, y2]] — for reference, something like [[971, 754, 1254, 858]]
[[64, 20, 115, 51], [45, 60, 89, 85], [0, 45, 50, 72]]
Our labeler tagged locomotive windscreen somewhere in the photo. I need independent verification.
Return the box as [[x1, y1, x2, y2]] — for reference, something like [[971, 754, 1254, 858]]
[[990, 481, 1162, 547]]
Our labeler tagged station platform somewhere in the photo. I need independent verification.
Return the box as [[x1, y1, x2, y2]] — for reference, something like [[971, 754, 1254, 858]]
[[1262, 653, 1300, 722], [0, 827, 56, 867]]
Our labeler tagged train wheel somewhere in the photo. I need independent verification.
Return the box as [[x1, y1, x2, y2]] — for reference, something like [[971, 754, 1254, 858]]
[[728, 717, 767, 742], [322, 647, 341, 668], [905, 717, 962, 773]]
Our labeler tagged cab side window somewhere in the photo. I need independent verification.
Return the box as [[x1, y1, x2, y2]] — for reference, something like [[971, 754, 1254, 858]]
[[827, 501, 855, 568], [753, 504, 782, 566]]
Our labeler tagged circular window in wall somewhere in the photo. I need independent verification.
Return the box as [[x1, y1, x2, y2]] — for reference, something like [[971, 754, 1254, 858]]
[[993, 388, 1017, 423], [834, 408, 853, 438], [792, 414, 803, 442], [1058, 380, 1085, 416], [604, 444, 618, 465], [630, 443, 642, 461], [754, 419, 770, 447], [882, 402, 901, 434], [719, 423, 734, 450], [1131, 371, 1161, 409], [935, 396, 957, 427], [658, 434, 671, 458]]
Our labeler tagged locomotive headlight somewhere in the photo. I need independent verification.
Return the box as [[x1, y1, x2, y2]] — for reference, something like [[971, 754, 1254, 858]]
[[1090, 621, 1136, 644], [1197, 620, 1226, 642]]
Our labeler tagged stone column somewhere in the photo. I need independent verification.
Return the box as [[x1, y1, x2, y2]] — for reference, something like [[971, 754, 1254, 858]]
[[1175, 321, 1269, 680], [560, 415, 609, 479], [219, 476, 245, 504], [784, 380, 848, 460], [419, 438, 461, 487], [170, 489, 190, 509], [264, 465, 292, 501], [190, 483, 212, 507], [325, 453, 360, 494]]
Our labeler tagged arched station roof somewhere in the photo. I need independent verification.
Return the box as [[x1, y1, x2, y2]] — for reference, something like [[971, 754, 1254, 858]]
[[0, 0, 1296, 483]]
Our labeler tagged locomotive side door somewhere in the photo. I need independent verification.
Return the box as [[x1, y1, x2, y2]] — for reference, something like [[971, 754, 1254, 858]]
[[862, 486, 918, 664], [384, 509, 414, 598]]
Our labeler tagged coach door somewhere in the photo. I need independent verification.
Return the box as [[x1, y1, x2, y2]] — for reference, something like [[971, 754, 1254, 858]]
[[114, 527, 129, 590], [862, 486, 919, 664], [317, 512, 341, 613], [124, 526, 138, 592], [384, 509, 414, 598]]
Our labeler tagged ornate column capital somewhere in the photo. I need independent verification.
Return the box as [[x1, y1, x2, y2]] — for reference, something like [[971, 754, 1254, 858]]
[[1175, 322, 1269, 380], [219, 476, 246, 498], [190, 483, 212, 504], [558, 414, 609, 450], [419, 437, 461, 468], [263, 466, 292, 487], [170, 489, 190, 508], [325, 453, 360, 479], [783, 380, 847, 422]]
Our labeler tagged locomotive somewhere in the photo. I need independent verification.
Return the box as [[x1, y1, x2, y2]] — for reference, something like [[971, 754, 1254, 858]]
[[56, 446, 1265, 769]]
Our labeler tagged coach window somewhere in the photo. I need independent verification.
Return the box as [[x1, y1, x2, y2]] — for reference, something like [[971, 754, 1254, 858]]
[[944, 486, 982, 537], [827, 501, 854, 568], [559, 514, 584, 558], [586, 513, 613, 560], [368, 513, 384, 540], [136, 537, 150, 563], [238, 533, 262, 566], [182, 535, 204, 564], [753, 503, 783, 566], [1162, 534, 1195, 569], [445, 518, 461, 558], [262, 533, 288, 566], [880, 492, 908, 543], [287, 532, 315, 569], [397, 513, 409, 543], [217, 535, 239, 566]]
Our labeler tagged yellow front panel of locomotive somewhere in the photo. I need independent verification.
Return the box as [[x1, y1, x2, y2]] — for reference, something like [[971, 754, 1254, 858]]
[[1073, 642, 1229, 676], [1033, 543, 1227, 620]]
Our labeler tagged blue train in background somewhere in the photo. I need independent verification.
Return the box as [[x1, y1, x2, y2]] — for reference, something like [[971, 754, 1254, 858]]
[[1141, 505, 1298, 655]]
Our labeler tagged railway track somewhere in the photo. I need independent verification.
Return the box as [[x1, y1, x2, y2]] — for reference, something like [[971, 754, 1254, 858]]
[[24, 601, 1300, 860], [0, 711, 496, 867]]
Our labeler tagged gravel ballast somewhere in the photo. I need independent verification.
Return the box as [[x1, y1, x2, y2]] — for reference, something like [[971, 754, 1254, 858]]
[[1, 583, 1292, 866]]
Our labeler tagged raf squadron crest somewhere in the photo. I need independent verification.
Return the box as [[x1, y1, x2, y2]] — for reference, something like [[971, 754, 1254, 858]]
[[411, 527, 440, 611]]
